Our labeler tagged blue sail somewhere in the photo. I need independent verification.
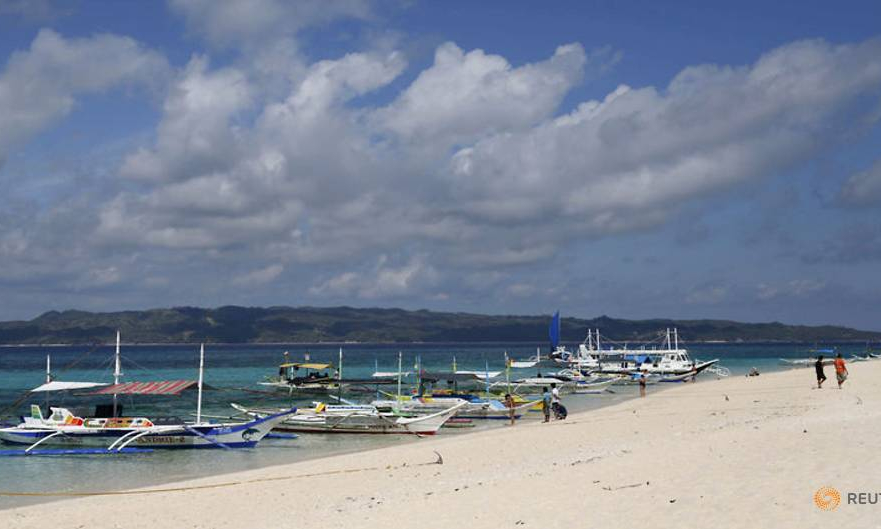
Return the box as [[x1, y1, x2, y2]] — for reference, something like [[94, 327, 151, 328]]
[[548, 311, 561, 348]]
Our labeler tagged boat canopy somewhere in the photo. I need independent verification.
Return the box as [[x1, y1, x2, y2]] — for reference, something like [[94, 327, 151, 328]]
[[279, 362, 333, 370], [90, 380, 208, 396], [31, 381, 108, 393]]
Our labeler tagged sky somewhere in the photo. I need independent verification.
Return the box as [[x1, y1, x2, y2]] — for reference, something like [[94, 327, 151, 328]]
[[1, 0, 880, 330]]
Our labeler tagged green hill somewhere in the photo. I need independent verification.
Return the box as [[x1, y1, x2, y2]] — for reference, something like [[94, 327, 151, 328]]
[[0, 306, 878, 345]]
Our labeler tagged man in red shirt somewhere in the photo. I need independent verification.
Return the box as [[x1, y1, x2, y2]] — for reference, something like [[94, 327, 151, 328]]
[[834, 353, 848, 389]]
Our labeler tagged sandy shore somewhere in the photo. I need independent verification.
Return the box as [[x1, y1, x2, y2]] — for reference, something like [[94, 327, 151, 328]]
[[2, 362, 877, 528]]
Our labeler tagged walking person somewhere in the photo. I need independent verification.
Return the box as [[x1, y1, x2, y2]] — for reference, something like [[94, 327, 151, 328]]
[[541, 387, 551, 423], [834, 353, 848, 389], [504, 393, 516, 426], [639, 369, 648, 398], [815, 355, 827, 389]]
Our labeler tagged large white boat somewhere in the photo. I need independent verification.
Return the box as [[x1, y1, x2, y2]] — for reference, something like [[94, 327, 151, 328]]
[[560, 328, 719, 377]]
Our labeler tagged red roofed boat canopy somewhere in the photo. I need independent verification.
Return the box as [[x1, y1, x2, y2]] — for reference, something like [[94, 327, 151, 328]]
[[90, 380, 211, 396]]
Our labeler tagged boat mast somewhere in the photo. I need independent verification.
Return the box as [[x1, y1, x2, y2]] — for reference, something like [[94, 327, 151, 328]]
[[113, 330, 121, 417], [484, 360, 490, 397], [396, 351, 403, 403], [196, 343, 205, 424], [45, 354, 51, 409], [337, 347, 343, 401], [674, 328, 679, 350], [505, 351, 511, 394]]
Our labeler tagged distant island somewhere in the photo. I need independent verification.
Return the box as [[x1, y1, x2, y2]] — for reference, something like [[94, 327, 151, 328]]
[[0, 306, 879, 345]]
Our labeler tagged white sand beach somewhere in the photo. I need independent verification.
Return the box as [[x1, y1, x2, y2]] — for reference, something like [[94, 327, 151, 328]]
[[1, 361, 876, 529]]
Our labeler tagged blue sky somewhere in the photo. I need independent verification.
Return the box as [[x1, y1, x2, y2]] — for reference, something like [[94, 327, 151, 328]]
[[1, 0, 880, 330]]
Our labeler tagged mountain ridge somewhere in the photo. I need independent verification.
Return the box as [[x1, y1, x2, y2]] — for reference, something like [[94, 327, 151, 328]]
[[0, 306, 878, 345]]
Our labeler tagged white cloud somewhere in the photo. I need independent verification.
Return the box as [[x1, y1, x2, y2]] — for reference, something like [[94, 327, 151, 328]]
[[757, 279, 826, 300], [445, 39, 881, 232], [375, 42, 586, 147], [310, 255, 437, 299], [168, 0, 372, 47], [0, 29, 169, 167], [120, 55, 253, 182], [685, 285, 728, 305], [840, 158, 881, 206], [232, 264, 284, 287]]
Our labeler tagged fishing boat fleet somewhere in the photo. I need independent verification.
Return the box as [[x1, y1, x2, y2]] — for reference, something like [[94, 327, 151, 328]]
[[0, 320, 728, 455]]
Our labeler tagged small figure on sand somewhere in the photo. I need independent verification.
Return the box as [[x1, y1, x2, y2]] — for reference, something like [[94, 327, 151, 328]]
[[834, 353, 848, 389], [815, 355, 827, 389], [639, 369, 648, 398], [542, 386, 551, 423], [551, 383, 567, 420], [504, 393, 516, 426]]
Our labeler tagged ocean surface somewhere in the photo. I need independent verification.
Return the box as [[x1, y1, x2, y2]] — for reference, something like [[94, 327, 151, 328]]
[[0, 341, 866, 509]]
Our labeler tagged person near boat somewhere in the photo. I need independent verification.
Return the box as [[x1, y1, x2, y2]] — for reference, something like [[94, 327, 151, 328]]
[[504, 393, 516, 426], [542, 387, 551, 423], [639, 370, 647, 397], [550, 383, 566, 420], [834, 354, 848, 389]]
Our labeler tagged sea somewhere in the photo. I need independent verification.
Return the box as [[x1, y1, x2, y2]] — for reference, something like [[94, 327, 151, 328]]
[[0, 341, 864, 508]]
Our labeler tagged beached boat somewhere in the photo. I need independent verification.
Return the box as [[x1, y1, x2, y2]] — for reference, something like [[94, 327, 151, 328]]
[[372, 395, 539, 420], [0, 340, 296, 452], [231, 400, 466, 435]]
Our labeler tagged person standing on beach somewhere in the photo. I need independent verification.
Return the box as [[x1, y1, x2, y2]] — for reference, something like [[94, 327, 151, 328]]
[[639, 370, 647, 398], [834, 353, 848, 389], [815, 355, 826, 389], [504, 393, 516, 425], [550, 383, 562, 420], [541, 387, 551, 423]]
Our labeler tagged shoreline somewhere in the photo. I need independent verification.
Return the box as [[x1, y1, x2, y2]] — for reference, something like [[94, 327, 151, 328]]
[[0, 340, 878, 347], [2, 362, 876, 528]]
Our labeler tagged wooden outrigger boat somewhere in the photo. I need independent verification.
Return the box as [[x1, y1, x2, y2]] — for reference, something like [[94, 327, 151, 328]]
[[0, 338, 296, 453], [231, 400, 466, 435]]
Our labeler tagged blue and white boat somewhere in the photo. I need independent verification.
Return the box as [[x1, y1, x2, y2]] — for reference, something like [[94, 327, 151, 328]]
[[0, 338, 295, 452]]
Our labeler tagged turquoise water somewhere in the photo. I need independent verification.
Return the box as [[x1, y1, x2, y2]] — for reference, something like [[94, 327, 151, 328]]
[[0, 341, 865, 508]]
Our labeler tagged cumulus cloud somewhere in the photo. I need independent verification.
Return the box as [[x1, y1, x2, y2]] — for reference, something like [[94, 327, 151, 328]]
[[0, 29, 169, 167], [4, 27, 881, 318], [232, 263, 284, 287], [87, 37, 881, 302], [839, 158, 881, 206], [375, 42, 586, 148], [120, 56, 253, 183], [446, 39, 881, 231], [310, 255, 438, 299]]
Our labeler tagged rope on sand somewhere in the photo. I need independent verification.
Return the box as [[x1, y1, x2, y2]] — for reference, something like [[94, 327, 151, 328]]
[[0, 452, 444, 498]]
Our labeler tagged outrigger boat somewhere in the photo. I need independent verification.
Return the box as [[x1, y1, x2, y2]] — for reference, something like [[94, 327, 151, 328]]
[[371, 394, 540, 420], [560, 328, 720, 377], [0, 338, 295, 453], [230, 400, 466, 435], [262, 350, 399, 395]]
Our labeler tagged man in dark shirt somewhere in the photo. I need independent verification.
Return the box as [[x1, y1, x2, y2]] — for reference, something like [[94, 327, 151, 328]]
[[815, 355, 827, 389]]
